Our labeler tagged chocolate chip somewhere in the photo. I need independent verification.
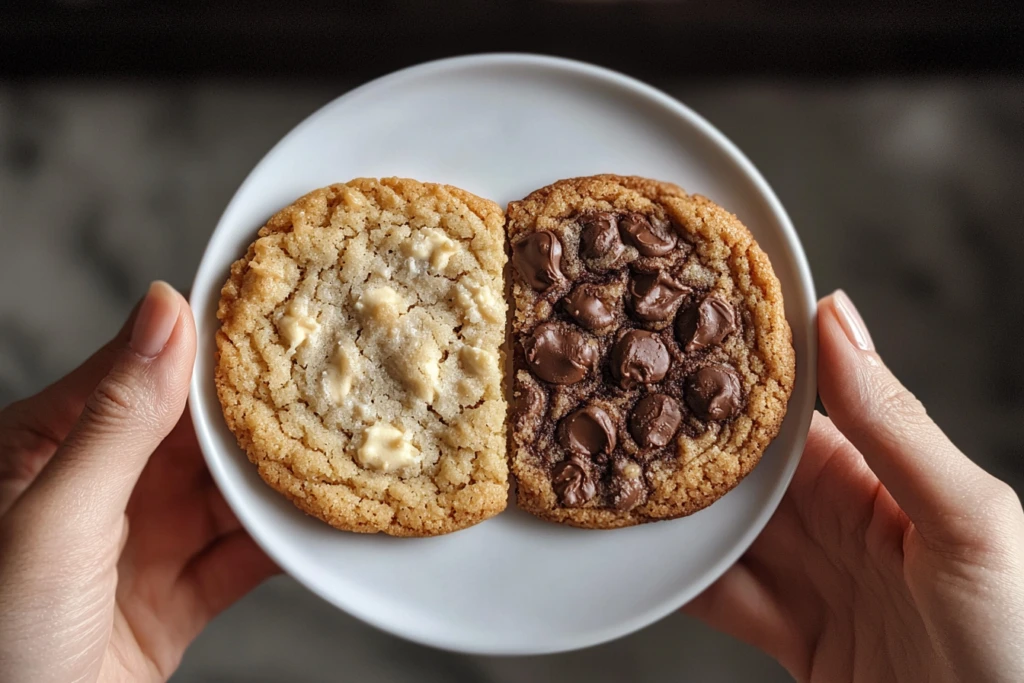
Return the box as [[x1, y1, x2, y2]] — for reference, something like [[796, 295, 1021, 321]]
[[630, 393, 682, 448], [559, 405, 617, 457], [552, 456, 596, 507], [563, 285, 615, 331], [685, 364, 743, 421], [629, 271, 691, 322], [513, 379, 546, 424], [676, 295, 737, 352], [610, 460, 645, 511], [610, 329, 670, 390], [619, 213, 677, 257], [523, 322, 597, 385], [512, 230, 564, 292], [579, 211, 626, 261]]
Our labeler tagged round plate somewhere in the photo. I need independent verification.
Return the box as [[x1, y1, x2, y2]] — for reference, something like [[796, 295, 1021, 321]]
[[189, 54, 817, 655]]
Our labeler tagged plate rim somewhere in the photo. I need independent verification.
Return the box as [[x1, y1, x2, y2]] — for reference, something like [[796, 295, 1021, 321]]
[[189, 52, 818, 655]]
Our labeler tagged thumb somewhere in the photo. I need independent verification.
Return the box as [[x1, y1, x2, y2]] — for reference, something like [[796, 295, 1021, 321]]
[[17, 281, 196, 534], [817, 290, 1018, 544]]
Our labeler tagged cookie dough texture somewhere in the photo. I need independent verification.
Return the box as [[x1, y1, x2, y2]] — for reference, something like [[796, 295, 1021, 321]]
[[508, 175, 795, 529], [216, 178, 509, 536]]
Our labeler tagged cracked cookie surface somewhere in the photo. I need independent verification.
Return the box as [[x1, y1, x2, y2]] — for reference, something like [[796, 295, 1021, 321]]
[[215, 178, 508, 536], [508, 175, 795, 529]]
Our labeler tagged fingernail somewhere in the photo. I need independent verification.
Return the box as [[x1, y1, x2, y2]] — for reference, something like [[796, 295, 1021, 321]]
[[130, 281, 180, 358], [832, 290, 874, 351]]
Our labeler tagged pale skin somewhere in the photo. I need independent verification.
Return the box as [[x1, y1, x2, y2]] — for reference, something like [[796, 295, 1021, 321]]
[[685, 291, 1024, 681], [0, 284, 1021, 682]]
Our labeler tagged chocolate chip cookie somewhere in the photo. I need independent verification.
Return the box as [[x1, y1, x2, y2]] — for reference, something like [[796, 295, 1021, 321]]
[[508, 175, 795, 528], [215, 178, 508, 536]]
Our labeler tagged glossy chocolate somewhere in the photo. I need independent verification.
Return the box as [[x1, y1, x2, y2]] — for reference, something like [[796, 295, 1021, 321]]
[[513, 230, 564, 292], [610, 329, 671, 390], [523, 322, 596, 384]]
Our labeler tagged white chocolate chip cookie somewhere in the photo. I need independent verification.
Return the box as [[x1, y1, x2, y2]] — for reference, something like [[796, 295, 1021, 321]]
[[215, 178, 508, 536]]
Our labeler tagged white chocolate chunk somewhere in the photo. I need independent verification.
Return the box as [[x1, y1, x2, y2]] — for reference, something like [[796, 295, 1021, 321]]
[[389, 336, 442, 403], [323, 342, 360, 403], [459, 345, 498, 381], [403, 227, 460, 272], [356, 422, 422, 474], [278, 299, 320, 352], [354, 286, 406, 327], [455, 276, 504, 324]]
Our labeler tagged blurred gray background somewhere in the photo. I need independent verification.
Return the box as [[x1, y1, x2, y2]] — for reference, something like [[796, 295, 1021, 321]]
[[2, 1, 1023, 681]]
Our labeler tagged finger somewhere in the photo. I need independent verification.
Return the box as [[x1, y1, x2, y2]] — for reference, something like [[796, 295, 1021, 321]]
[[120, 470, 243, 578], [793, 413, 909, 556], [817, 290, 999, 535], [204, 484, 244, 539], [683, 560, 806, 675], [13, 282, 196, 537], [0, 304, 139, 515], [789, 412, 873, 496], [176, 530, 279, 634]]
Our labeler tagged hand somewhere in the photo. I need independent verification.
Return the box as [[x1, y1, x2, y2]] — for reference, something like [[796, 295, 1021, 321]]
[[685, 291, 1024, 682], [0, 282, 278, 682]]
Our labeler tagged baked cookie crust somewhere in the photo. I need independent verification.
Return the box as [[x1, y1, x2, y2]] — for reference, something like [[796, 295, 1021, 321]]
[[215, 178, 508, 536]]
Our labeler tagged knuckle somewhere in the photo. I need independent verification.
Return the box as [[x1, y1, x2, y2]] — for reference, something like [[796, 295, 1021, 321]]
[[83, 372, 143, 427], [857, 378, 936, 451], [875, 382, 929, 426]]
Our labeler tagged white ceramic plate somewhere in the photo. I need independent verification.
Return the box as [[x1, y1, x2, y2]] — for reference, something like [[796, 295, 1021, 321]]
[[189, 54, 817, 655]]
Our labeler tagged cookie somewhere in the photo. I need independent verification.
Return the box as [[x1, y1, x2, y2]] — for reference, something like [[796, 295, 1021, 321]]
[[215, 178, 509, 536], [507, 175, 795, 528]]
